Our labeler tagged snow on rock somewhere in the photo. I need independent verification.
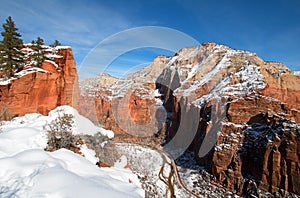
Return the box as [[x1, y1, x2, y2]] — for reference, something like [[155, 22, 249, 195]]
[[294, 71, 300, 77], [15, 67, 50, 76], [0, 77, 13, 85], [114, 155, 128, 169], [0, 67, 50, 85], [54, 46, 72, 50], [231, 64, 266, 91], [193, 64, 266, 106], [44, 59, 59, 68], [180, 49, 232, 97]]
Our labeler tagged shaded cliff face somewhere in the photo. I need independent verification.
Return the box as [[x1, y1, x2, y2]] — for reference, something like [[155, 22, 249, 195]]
[[80, 42, 300, 196], [0, 47, 79, 119]]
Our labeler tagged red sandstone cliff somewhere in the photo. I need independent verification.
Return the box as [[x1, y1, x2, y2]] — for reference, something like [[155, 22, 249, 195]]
[[0, 46, 79, 119]]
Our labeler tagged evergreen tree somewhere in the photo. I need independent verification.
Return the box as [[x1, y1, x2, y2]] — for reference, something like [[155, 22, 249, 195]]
[[50, 40, 61, 47], [31, 37, 45, 67], [0, 16, 24, 77], [36, 37, 44, 46]]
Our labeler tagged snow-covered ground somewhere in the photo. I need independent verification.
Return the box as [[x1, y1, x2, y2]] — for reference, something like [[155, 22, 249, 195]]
[[0, 106, 144, 198], [116, 143, 166, 197], [115, 143, 192, 197]]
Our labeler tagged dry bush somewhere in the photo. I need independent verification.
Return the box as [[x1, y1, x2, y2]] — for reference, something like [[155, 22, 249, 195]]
[[45, 112, 77, 151]]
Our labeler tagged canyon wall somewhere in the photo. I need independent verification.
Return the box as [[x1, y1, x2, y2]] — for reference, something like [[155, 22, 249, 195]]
[[80, 42, 300, 196]]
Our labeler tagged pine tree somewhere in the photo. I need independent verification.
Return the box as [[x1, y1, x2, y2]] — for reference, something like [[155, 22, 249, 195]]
[[36, 37, 44, 46], [50, 40, 61, 47], [31, 37, 45, 67], [0, 16, 24, 77]]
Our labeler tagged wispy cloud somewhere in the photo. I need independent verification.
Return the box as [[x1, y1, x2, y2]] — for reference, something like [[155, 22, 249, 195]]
[[78, 26, 200, 80], [103, 62, 153, 78], [0, 0, 132, 65]]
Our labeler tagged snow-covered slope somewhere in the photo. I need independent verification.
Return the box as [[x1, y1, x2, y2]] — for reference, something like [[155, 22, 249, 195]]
[[0, 106, 144, 198], [2, 105, 114, 138]]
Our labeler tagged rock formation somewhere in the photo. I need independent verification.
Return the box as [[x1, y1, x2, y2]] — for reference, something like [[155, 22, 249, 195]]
[[0, 46, 79, 119], [80, 42, 300, 196]]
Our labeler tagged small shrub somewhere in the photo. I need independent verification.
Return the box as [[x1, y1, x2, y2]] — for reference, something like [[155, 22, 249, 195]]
[[45, 112, 77, 151], [0, 106, 12, 120], [0, 122, 3, 133]]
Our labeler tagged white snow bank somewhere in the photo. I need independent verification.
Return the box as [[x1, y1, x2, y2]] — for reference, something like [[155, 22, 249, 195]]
[[48, 106, 114, 138], [2, 106, 114, 138], [0, 127, 47, 158], [0, 149, 144, 198]]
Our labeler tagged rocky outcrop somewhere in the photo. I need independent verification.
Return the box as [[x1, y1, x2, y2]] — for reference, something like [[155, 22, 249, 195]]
[[0, 47, 79, 119], [79, 42, 300, 196], [80, 73, 118, 92]]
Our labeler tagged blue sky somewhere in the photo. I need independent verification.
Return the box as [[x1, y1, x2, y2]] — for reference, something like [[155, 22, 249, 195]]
[[0, 0, 299, 79]]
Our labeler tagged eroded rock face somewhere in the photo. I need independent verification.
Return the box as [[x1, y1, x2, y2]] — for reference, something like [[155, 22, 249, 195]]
[[159, 43, 300, 196], [79, 42, 300, 196], [0, 47, 79, 119], [79, 56, 169, 137]]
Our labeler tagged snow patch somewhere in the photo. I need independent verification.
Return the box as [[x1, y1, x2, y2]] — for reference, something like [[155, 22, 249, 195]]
[[44, 59, 59, 68]]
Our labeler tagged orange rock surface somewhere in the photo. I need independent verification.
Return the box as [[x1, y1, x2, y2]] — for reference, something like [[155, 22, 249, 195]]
[[0, 48, 79, 119]]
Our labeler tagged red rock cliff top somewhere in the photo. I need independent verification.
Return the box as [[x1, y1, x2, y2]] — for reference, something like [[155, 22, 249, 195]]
[[0, 45, 79, 120]]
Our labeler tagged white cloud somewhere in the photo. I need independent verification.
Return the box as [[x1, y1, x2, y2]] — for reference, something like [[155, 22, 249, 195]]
[[0, 0, 132, 64], [79, 26, 200, 80]]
